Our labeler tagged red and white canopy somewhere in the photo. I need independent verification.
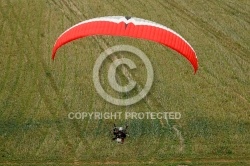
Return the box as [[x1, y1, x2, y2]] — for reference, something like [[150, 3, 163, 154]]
[[52, 16, 198, 72]]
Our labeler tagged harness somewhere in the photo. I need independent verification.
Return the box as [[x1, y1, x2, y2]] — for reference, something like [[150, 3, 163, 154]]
[[112, 124, 128, 143]]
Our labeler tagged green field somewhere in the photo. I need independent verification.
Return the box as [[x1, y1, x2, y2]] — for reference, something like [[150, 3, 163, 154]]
[[0, 0, 249, 165]]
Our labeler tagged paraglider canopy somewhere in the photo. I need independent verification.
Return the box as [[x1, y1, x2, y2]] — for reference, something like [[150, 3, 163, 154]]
[[52, 16, 198, 73]]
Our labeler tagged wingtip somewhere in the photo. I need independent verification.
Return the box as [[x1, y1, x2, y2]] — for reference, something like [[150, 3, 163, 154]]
[[52, 49, 56, 60], [193, 65, 198, 74], [193, 56, 198, 74], [52, 54, 55, 60]]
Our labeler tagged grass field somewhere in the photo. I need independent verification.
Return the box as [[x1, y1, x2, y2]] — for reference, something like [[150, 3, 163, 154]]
[[0, 0, 249, 165]]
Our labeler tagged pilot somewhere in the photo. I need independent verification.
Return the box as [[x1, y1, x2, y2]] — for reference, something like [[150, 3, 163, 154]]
[[113, 124, 128, 143]]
